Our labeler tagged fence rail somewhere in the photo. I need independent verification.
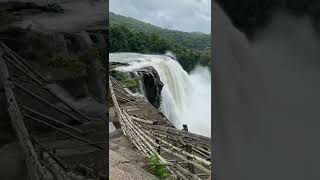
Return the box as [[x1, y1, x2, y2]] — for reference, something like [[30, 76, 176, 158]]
[[0, 42, 107, 180], [109, 76, 212, 179]]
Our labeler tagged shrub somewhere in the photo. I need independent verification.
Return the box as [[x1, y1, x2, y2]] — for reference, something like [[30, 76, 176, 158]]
[[48, 55, 87, 78], [110, 70, 140, 93], [148, 155, 170, 179]]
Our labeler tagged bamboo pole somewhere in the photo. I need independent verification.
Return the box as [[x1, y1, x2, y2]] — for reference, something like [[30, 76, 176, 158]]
[[23, 106, 85, 134], [175, 163, 202, 180], [2, 43, 92, 122], [0, 42, 48, 83], [122, 111, 163, 160], [149, 129, 211, 154], [173, 168, 189, 180], [114, 88, 136, 100], [109, 78, 127, 135], [156, 142, 211, 174], [142, 123, 211, 153], [110, 76, 135, 97], [124, 119, 177, 176], [119, 109, 151, 157], [0, 51, 49, 180], [110, 74, 212, 178], [8, 78, 42, 87], [118, 105, 151, 156], [124, 115, 202, 179], [128, 117, 210, 174], [148, 125, 211, 145], [119, 106, 178, 178], [112, 80, 152, 157], [44, 87, 92, 122], [151, 130, 211, 159], [42, 152, 70, 180], [143, 128, 211, 166], [32, 136, 67, 170], [14, 83, 85, 124], [50, 141, 108, 149], [5, 56, 44, 86], [128, 115, 156, 125], [25, 115, 103, 150], [122, 110, 166, 162], [115, 95, 137, 105]]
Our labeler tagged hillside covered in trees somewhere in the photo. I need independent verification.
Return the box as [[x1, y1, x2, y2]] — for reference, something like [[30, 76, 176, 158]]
[[109, 12, 211, 72], [110, 12, 211, 50]]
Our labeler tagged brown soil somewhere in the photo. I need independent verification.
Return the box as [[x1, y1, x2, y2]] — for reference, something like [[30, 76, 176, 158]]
[[109, 130, 158, 180]]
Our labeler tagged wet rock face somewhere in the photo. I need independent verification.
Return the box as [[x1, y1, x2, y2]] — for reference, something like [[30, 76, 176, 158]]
[[136, 66, 163, 109]]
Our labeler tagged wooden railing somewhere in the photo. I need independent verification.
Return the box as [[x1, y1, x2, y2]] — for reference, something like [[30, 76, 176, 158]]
[[109, 76, 212, 180], [0, 42, 107, 180]]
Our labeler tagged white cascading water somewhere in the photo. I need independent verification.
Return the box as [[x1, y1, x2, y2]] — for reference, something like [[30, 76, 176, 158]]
[[109, 53, 211, 137]]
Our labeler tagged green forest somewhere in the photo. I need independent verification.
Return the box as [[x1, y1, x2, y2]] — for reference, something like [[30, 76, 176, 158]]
[[110, 12, 211, 49], [109, 12, 211, 72]]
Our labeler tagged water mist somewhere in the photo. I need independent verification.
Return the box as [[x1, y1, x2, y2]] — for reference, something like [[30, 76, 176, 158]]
[[213, 1, 320, 180]]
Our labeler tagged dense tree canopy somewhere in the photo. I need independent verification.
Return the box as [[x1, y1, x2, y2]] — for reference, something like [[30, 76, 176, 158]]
[[110, 12, 211, 50], [109, 24, 211, 72]]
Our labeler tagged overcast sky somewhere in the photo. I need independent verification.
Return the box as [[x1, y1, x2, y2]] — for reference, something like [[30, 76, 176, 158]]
[[110, 0, 211, 34]]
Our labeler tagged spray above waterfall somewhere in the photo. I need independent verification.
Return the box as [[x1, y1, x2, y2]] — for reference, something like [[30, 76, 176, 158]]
[[214, 1, 320, 179], [109, 52, 211, 137]]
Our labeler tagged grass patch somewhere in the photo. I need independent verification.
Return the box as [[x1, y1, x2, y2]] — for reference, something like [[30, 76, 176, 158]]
[[48, 55, 87, 78], [110, 70, 140, 93], [148, 155, 170, 179], [47, 48, 102, 79]]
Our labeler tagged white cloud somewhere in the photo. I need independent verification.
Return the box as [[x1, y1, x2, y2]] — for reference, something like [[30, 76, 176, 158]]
[[110, 0, 211, 33]]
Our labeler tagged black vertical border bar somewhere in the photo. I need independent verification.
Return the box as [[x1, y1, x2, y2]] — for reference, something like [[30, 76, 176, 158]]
[[105, 0, 110, 178], [211, 1, 217, 180]]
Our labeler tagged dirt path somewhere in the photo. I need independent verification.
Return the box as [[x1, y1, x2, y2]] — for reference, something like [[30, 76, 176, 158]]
[[109, 130, 158, 180]]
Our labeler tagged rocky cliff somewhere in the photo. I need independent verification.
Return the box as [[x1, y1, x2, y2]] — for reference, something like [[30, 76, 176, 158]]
[[0, 1, 107, 179], [135, 66, 163, 109]]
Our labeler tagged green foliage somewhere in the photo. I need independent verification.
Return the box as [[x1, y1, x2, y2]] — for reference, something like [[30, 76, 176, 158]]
[[0, 28, 61, 64], [78, 48, 100, 63], [110, 70, 140, 93], [148, 155, 170, 179], [109, 12, 212, 72], [110, 12, 211, 50], [109, 23, 211, 72], [48, 55, 87, 78]]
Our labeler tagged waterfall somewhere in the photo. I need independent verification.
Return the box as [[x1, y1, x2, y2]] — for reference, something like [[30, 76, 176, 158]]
[[110, 53, 211, 137]]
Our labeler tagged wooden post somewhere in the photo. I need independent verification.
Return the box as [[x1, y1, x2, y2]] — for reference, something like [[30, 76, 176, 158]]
[[183, 124, 195, 174], [156, 139, 161, 154], [182, 124, 188, 131]]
